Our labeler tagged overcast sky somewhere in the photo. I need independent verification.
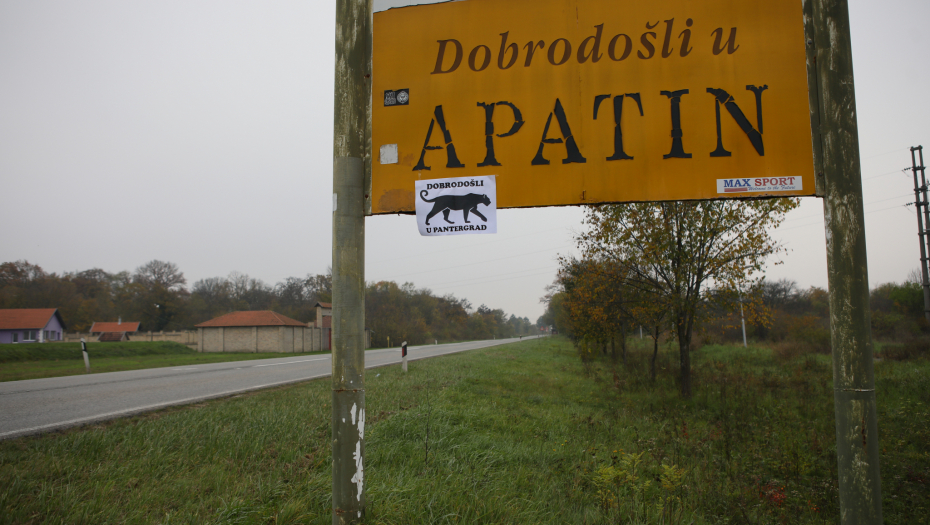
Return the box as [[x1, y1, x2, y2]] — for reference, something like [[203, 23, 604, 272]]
[[1, 0, 928, 322]]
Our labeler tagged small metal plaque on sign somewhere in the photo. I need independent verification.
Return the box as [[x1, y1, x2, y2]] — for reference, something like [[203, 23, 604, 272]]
[[384, 89, 409, 107]]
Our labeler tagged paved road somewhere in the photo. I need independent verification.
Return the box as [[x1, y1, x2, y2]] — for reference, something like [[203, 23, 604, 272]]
[[0, 336, 542, 440]]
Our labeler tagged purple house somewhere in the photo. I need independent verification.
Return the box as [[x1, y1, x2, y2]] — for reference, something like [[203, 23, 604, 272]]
[[0, 309, 66, 344]]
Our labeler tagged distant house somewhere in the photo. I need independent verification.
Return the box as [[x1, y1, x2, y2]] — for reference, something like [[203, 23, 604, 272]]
[[196, 310, 318, 353], [0, 309, 66, 344], [314, 302, 332, 328], [90, 319, 141, 342]]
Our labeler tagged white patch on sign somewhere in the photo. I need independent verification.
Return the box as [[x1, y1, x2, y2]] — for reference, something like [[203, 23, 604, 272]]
[[350, 402, 357, 425], [716, 176, 803, 194], [350, 440, 364, 500], [415, 175, 497, 236], [380, 144, 398, 164], [358, 408, 366, 439]]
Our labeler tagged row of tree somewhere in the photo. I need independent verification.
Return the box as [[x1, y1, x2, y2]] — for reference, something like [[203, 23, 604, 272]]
[[366, 280, 535, 347], [539, 198, 800, 398], [542, 197, 930, 398], [0, 260, 536, 343], [744, 275, 926, 346]]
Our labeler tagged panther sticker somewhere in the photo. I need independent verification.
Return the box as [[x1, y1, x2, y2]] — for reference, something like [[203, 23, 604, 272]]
[[415, 175, 497, 236]]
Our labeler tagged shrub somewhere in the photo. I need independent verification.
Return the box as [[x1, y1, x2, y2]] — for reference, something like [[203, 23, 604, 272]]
[[771, 340, 811, 361], [876, 338, 930, 361], [785, 315, 831, 354]]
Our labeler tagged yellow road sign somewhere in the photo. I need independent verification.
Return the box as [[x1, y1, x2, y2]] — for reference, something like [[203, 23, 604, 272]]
[[371, 0, 814, 214]]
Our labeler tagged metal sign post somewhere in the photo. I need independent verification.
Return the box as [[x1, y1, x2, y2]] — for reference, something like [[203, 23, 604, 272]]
[[332, 0, 371, 523]]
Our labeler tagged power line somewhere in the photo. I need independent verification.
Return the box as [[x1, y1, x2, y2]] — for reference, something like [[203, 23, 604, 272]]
[[782, 191, 913, 224], [863, 168, 910, 181], [779, 204, 909, 232], [861, 147, 910, 161]]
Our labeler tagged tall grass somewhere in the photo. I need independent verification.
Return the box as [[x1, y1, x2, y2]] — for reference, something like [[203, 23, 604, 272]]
[[0, 341, 195, 363], [0, 337, 927, 524], [0, 341, 335, 382]]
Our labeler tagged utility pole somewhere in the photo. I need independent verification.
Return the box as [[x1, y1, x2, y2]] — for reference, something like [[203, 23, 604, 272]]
[[331, 0, 371, 523], [810, 0, 883, 522], [910, 146, 930, 323], [914, 146, 930, 271]]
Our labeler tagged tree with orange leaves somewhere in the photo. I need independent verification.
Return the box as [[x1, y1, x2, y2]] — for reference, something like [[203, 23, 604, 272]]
[[575, 198, 799, 398]]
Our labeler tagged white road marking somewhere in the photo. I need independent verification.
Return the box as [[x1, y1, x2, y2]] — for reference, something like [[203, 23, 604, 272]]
[[0, 373, 331, 440], [252, 358, 328, 368], [0, 338, 544, 440]]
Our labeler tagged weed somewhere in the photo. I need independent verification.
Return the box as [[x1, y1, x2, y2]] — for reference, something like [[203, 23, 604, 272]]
[[0, 338, 926, 523]]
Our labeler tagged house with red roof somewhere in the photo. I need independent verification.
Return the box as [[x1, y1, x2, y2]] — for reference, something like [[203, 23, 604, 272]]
[[195, 310, 321, 353], [90, 319, 141, 342], [0, 308, 66, 344], [314, 302, 332, 328]]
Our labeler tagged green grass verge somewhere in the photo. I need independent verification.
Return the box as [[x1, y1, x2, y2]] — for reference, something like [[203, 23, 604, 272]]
[[0, 341, 196, 363], [0, 337, 927, 524], [0, 352, 327, 383], [0, 342, 408, 382], [0, 341, 333, 382]]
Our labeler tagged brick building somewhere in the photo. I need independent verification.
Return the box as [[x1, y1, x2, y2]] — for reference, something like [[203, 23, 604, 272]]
[[90, 319, 140, 342], [196, 310, 326, 353]]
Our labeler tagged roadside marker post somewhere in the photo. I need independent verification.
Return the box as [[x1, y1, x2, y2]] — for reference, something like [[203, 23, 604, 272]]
[[401, 341, 408, 373], [80, 338, 90, 374]]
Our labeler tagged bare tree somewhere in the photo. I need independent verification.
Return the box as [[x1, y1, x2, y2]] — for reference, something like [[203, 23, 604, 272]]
[[192, 277, 232, 305], [133, 260, 187, 291], [227, 271, 273, 310], [276, 277, 310, 308]]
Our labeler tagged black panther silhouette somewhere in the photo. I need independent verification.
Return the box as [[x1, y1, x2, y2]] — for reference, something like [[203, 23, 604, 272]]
[[419, 191, 491, 226]]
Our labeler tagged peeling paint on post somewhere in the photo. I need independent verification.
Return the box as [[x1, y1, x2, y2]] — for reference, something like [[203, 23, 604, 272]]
[[332, 0, 371, 523], [810, 0, 883, 523]]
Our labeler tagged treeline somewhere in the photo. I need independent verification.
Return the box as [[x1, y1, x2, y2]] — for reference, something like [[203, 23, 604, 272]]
[[0, 260, 536, 343], [0, 260, 331, 332], [543, 269, 928, 359], [366, 281, 535, 347], [538, 198, 924, 393], [709, 276, 927, 350]]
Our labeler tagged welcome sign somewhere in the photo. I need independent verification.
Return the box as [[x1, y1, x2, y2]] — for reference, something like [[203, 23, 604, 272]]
[[371, 0, 815, 214], [415, 175, 497, 236]]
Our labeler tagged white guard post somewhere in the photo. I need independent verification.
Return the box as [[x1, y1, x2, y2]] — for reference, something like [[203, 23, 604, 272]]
[[80, 338, 90, 373], [401, 341, 408, 373]]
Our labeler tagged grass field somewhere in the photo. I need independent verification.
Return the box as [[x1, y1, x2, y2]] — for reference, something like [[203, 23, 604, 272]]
[[0, 342, 330, 382], [0, 341, 198, 363], [0, 337, 927, 524]]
